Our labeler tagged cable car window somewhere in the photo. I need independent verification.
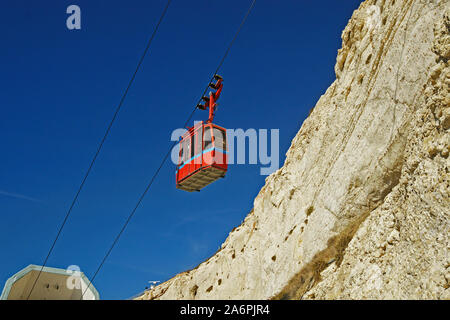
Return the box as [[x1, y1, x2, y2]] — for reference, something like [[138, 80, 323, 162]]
[[204, 126, 212, 150], [213, 127, 226, 151], [183, 137, 191, 163], [194, 127, 203, 155], [178, 142, 184, 166], [191, 133, 195, 159]]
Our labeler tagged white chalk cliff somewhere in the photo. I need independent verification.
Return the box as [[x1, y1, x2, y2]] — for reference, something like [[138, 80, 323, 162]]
[[136, 0, 449, 300]]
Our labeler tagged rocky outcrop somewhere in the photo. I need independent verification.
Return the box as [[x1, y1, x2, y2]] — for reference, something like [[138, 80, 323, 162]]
[[136, 0, 449, 300]]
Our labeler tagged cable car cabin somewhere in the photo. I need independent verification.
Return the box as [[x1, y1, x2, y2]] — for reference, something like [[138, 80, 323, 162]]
[[176, 121, 227, 192]]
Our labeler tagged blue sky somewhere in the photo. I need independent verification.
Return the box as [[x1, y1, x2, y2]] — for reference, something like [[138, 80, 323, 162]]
[[0, 0, 362, 299]]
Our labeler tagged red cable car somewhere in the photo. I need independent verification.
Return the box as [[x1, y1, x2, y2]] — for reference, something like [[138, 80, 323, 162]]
[[176, 75, 228, 192]]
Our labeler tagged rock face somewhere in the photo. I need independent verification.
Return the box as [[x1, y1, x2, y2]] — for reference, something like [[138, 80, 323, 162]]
[[136, 0, 449, 300]]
